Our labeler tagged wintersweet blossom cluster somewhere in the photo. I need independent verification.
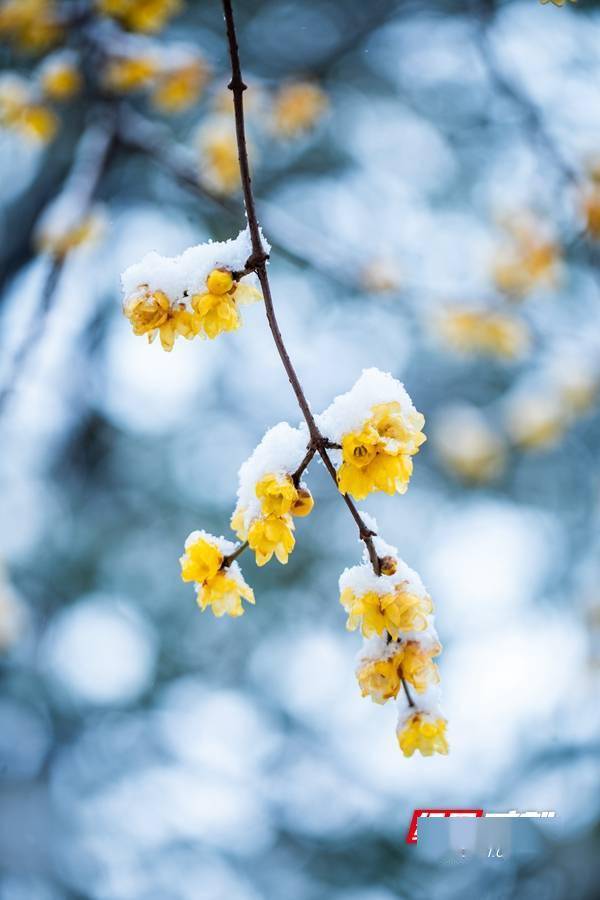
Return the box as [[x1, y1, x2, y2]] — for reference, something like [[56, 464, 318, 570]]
[[122, 225, 443, 757], [180, 531, 254, 617], [344, 531, 448, 757], [271, 82, 328, 138], [318, 369, 426, 501], [231, 423, 314, 566], [432, 403, 506, 484], [121, 229, 265, 351]]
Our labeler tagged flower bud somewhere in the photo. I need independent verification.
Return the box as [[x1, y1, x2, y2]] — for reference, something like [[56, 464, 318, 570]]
[[380, 555, 398, 576], [206, 268, 234, 295]]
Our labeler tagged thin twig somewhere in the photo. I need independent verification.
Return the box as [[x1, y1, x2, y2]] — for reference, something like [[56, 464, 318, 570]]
[[291, 444, 317, 487], [222, 0, 382, 576], [222, 540, 248, 567], [401, 676, 415, 708]]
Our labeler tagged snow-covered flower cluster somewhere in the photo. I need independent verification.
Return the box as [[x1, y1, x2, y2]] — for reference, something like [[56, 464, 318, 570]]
[[231, 423, 314, 567], [318, 368, 426, 500], [432, 403, 506, 484], [179, 531, 254, 618], [345, 531, 448, 758], [121, 228, 266, 351]]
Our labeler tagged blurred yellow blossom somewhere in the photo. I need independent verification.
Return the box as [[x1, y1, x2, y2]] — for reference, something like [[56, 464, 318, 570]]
[[272, 82, 328, 138], [197, 118, 244, 194], [491, 214, 561, 297], [505, 387, 567, 450], [0, 0, 62, 52], [39, 53, 81, 101], [360, 258, 401, 294], [433, 404, 506, 483], [104, 55, 159, 93], [0, 75, 57, 142], [437, 306, 530, 360], [36, 210, 105, 258], [337, 401, 426, 500], [152, 55, 210, 113], [397, 713, 449, 758], [97, 0, 182, 33], [340, 585, 432, 640]]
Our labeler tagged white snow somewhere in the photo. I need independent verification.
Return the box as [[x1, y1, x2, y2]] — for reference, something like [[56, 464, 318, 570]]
[[233, 421, 309, 532], [317, 367, 420, 446], [120, 228, 270, 309], [396, 683, 444, 727]]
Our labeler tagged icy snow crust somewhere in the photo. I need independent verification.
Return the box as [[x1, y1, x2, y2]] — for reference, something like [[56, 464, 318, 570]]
[[234, 422, 309, 531], [317, 367, 419, 448], [121, 228, 270, 310]]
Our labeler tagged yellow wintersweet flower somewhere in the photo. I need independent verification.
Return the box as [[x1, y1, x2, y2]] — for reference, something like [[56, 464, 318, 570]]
[[180, 533, 254, 618], [357, 649, 404, 704], [340, 586, 432, 641], [272, 82, 328, 138], [40, 59, 81, 101], [434, 405, 506, 484], [180, 537, 222, 584], [397, 713, 449, 758], [254, 473, 315, 519], [505, 389, 567, 451], [191, 267, 262, 340], [104, 56, 158, 93], [337, 401, 426, 500], [230, 505, 248, 541], [0, 0, 62, 52], [401, 642, 441, 694], [197, 570, 254, 618], [123, 286, 200, 351], [152, 58, 209, 113], [247, 513, 295, 566], [437, 307, 529, 360], [97, 0, 182, 33]]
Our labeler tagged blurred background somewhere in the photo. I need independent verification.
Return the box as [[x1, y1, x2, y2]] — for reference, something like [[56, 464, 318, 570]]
[[1, 0, 599, 897]]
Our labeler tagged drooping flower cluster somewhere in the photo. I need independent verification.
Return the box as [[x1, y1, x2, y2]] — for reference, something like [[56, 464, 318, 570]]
[[318, 368, 426, 500], [179, 531, 254, 618], [231, 423, 314, 566], [342, 530, 448, 757], [121, 228, 265, 351], [124, 225, 442, 758]]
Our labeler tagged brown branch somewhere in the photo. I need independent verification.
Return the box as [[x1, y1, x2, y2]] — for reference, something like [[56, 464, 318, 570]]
[[222, 0, 382, 576], [222, 540, 248, 567], [291, 444, 317, 487], [401, 676, 415, 708]]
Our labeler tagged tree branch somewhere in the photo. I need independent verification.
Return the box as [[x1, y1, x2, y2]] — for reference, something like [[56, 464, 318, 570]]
[[222, 0, 382, 576]]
